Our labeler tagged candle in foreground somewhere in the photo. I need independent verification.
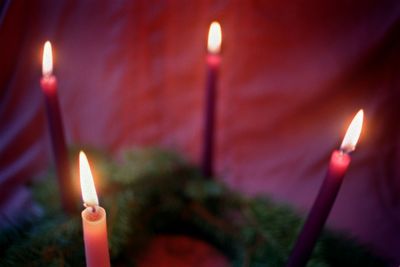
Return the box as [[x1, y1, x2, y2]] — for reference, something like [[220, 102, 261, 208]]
[[201, 21, 222, 178], [41, 41, 74, 213], [286, 109, 364, 267], [79, 151, 110, 267]]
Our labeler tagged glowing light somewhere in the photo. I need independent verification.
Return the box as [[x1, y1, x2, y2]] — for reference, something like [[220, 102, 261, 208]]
[[42, 41, 53, 76], [79, 151, 99, 207], [340, 109, 364, 153], [207, 21, 222, 54]]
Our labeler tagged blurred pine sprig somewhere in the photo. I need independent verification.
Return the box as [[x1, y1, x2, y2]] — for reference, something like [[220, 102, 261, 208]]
[[0, 147, 388, 267]]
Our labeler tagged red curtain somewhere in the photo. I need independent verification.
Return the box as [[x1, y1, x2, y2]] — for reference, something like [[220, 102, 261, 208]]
[[1, 0, 400, 262]]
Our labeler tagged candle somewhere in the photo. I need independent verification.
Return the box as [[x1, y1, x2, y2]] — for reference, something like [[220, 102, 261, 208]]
[[201, 21, 222, 178], [41, 41, 74, 213], [286, 109, 364, 267], [79, 151, 110, 267]]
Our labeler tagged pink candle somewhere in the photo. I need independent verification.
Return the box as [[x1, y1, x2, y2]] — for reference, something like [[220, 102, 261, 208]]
[[286, 109, 364, 267], [201, 21, 222, 178], [41, 41, 74, 213], [79, 151, 110, 267]]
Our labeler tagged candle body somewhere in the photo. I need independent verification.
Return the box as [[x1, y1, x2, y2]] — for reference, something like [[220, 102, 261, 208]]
[[201, 54, 221, 178], [41, 76, 74, 213], [286, 150, 351, 267], [82, 206, 111, 267]]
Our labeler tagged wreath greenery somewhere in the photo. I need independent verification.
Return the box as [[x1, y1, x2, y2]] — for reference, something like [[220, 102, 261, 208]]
[[0, 147, 388, 266]]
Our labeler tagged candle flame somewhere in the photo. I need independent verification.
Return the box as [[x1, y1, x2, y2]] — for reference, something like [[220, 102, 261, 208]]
[[340, 109, 364, 153], [79, 151, 99, 207], [42, 41, 53, 76], [207, 21, 222, 54]]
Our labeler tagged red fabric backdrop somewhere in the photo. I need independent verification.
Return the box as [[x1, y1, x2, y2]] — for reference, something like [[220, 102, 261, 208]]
[[1, 0, 400, 263]]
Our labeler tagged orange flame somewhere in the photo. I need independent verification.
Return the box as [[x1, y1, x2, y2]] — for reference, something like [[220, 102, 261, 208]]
[[79, 151, 99, 207], [42, 41, 53, 76], [207, 21, 222, 54], [340, 109, 364, 153]]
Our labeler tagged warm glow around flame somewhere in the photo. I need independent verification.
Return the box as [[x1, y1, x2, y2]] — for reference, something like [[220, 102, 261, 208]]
[[42, 41, 53, 76], [340, 109, 364, 153], [79, 151, 99, 207], [207, 21, 222, 54]]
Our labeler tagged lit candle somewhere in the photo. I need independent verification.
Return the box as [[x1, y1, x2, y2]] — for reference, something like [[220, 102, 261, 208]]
[[201, 21, 222, 178], [41, 41, 74, 213], [286, 110, 364, 267], [79, 151, 110, 267]]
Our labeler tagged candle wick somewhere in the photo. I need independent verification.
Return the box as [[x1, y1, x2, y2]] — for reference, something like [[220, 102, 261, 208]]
[[84, 203, 97, 213], [339, 147, 353, 155]]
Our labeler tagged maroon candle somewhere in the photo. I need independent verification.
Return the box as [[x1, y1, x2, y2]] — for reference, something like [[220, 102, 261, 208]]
[[201, 21, 222, 178], [41, 41, 74, 213], [286, 109, 364, 267]]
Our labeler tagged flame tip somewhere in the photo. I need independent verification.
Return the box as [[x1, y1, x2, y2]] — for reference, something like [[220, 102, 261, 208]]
[[207, 21, 222, 54], [340, 109, 364, 153], [42, 41, 53, 76], [79, 151, 99, 206]]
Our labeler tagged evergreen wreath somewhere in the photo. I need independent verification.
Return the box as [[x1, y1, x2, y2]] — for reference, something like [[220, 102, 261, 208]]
[[0, 147, 388, 266]]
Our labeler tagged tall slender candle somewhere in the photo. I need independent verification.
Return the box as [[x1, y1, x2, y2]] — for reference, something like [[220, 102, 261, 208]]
[[41, 41, 74, 213], [79, 151, 111, 267], [286, 110, 364, 267], [201, 21, 222, 178]]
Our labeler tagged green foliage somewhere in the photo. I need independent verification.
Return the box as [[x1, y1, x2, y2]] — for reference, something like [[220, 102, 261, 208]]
[[0, 148, 388, 267]]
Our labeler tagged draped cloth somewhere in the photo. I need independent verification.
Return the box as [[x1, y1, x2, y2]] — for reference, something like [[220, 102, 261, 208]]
[[1, 0, 400, 263]]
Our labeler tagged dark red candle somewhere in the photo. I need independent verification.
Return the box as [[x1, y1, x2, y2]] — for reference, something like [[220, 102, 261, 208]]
[[286, 109, 364, 267], [201, 22, 221, 178], [41, 41, 74, 213]]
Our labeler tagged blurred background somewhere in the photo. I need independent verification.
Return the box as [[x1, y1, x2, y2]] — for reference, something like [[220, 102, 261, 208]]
[[1, 0, 400, 263]]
